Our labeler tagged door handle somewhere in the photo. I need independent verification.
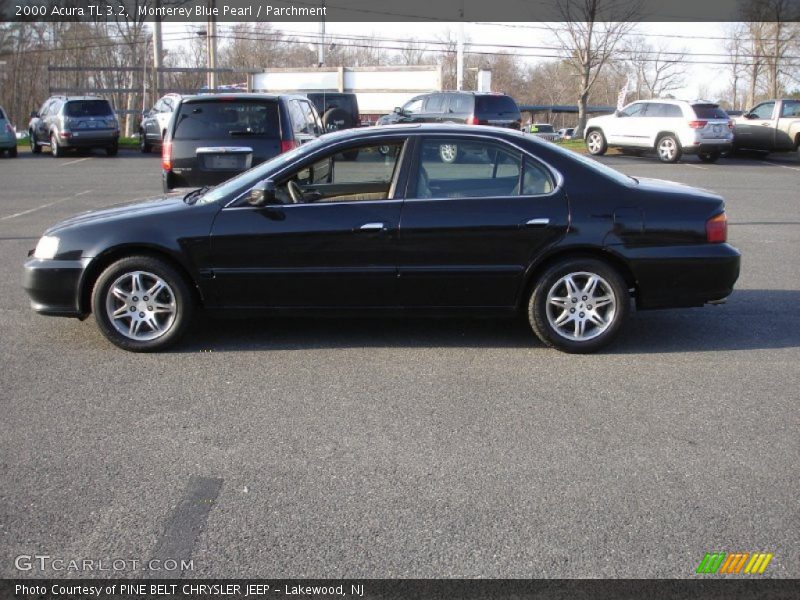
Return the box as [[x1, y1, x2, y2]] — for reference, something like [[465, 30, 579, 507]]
[[359, 222, 386, 231], [760, 123, 771, 127], [524, 218, 550, 227]]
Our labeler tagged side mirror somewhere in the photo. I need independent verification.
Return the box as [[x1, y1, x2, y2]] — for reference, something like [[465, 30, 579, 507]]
[[615, 110, 624, 117], [247, 179, 277, 207], [141, 109, 151, 118], [30, 111, 39, 119], [393, 107, 403, 115], [744, 112, 757, 120]]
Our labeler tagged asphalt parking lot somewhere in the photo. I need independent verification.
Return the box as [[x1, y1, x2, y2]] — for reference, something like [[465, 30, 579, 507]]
[[0, 147, 798, 579]]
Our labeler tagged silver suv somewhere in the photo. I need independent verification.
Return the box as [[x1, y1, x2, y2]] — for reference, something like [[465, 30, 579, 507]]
[[585, 99, 733, 163], [28, 96, 120, 157]]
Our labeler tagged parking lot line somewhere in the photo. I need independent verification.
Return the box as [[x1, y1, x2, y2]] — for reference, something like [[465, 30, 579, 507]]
[[684, 164, 708, 170], [769, 163, 800, 172], [59, 157, 93, 167], [0, 189, 93, 221]]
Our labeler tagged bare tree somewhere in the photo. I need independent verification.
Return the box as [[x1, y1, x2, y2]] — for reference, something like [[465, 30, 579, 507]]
[[549, 0, 642, 137], [625, 38, 687, 99]]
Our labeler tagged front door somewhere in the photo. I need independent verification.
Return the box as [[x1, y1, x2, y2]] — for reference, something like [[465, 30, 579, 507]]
[[737, 101, 776, 150], [207, 139, 408, 308], [398, 136, 569, 307]]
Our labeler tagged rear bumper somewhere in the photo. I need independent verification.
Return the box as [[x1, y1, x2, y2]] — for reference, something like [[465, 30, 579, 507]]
[[619, 243, 741, 309], [61, 131, 118, 148], [682, 141, 733, 155], [23, 258, 90, 317], [163, 168, 238, 190]]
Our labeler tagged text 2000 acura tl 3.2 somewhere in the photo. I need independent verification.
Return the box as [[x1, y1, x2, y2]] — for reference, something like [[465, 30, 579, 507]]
[[23, 124, 740, 353]]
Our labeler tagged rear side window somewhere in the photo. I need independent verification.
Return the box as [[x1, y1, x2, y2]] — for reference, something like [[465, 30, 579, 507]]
[[533, 124, 555, 133], [692, 104, 728, 119], [425, 94, 446, 112], [475, 95, 520, 117], [780, 100, 800, 118], [647, 103, 682, 118], [173, 101, 280, 140], [65, 100, 113, 117]]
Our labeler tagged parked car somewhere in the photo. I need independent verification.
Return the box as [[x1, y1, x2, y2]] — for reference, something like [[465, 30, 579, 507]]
[[732, 99, 800, 157], [23, 124, 740, 354], [557, 127, 575, 140], [161, 93, 323, 192], [28, 96, 120, 157], [529, 123, 560, 142], [0, 106, 17, 157], [377, 91, 521, 129], [585, 99, 733, 163], [301, 92, 360, 160], [140, 93, 181, 153]]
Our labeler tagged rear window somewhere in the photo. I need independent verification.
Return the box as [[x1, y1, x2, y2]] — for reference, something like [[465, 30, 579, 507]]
[[65, 100, 114, 117], [173, 100, 280, 140], [475, 95, 520, 116], [533, 124, 555, 133], [692, 104, 728, 119], [307, 94, 355, 115]]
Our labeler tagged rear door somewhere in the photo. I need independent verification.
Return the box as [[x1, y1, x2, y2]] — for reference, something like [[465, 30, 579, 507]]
[[398, 135, 569, 307], [776, 100, 800, 150]]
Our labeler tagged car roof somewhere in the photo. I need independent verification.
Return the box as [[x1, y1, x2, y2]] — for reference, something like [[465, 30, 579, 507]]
[[179, 93, 308, 103], [319, 123, 530, 144]]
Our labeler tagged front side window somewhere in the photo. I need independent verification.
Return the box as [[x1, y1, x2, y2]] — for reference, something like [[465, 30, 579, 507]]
[[403, 98, 424, 114], [751, 102, 775, 120], [448, 94, 472, 113], [298, 100, 321, 135], [273, 142, 405, 204], [415, 138, 537, 199]]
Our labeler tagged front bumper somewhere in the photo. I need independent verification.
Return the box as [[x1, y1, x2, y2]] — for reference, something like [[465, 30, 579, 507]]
[[621, 243, 741, 309], [23, 257, 91, 317]]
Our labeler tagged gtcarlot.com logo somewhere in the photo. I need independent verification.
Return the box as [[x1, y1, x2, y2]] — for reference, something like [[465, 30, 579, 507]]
[[696, 552, 773, 575], [14, 554, 193, 572]]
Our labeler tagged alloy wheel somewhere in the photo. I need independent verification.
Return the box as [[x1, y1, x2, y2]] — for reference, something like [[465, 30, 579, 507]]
[[545, 271, 617, 342], [105, 270, 177, 341]]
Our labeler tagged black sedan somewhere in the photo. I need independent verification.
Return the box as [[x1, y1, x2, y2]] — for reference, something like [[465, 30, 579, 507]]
[[23, 124, 740, 353]]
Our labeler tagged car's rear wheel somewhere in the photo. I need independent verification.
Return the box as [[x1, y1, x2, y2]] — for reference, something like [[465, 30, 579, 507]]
[[698, 151, 720, 163], [439, 143, 460, 163], [106, 143, 118, 157], [8, 146, 17, 158], [92, 256, 194, 352], [585, 130, 607, 155], [50, 133, 61, 158], [30, 130, 41, 154], [528, 258, 629, 353], [656, 135, 681, 163]]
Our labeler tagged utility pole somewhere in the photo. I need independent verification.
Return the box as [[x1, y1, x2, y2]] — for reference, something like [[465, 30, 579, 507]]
[[207, 0, 217, 91], [318, 0, 326, 67], [153, 1, 163, 99], [456, 2, 464, 90]]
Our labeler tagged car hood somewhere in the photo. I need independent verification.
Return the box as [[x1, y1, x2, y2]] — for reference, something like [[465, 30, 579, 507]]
[[634, 177, 722, 200], [45, 194, 188, 235]]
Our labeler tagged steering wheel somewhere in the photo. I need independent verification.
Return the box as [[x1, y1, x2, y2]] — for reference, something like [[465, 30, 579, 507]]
[[287, 180, 304, 204]]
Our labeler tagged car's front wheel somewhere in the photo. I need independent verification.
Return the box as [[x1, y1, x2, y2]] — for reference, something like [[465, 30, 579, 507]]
[[656, 135, 681, 163], [528, 258, 629, 353], [91, 256, 194, 352], [140, 131, 151, 153], [585, 130, 607, 155]]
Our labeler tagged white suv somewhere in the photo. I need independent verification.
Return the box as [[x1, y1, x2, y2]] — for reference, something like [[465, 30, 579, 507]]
[[584, 100, 733, 163]]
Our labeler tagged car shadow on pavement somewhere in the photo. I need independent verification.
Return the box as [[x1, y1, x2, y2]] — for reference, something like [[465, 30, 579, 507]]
[[174, 289, 800, 354]]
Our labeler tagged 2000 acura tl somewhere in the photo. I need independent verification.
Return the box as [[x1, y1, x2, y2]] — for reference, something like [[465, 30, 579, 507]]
[[23, 124, 741, 353]]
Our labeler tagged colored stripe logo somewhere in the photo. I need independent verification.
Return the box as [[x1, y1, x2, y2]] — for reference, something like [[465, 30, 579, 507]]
[[696, 552, 773, 574]]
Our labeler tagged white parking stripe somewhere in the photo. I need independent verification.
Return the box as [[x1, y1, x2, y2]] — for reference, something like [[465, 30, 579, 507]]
[[59, 157, 92, 167], [684, 164, 708, 170], [0, 190, 93, 221]]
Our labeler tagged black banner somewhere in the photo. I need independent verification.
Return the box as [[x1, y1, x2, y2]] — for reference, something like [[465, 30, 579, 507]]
[[3, 0, 800, 23], [2, 580, 800, 600]]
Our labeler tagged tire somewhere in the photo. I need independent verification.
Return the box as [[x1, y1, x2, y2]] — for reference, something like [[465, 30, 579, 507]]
[[528, 258, 629, 354], [8, 146, 17, 158], [50, 132, 61, 158], [321, 107, 352, 133], [30, 131, 41, 154], [439, 143, 460, 163], [106, 143, 118, 157], [91, 255, 194, 352], [656, 134, 681, 163], [140, 130, 151, 153], [585, 130, 607, 155], [342, 148, 359, 161], [162, 171, 175, 193], [698, 152, 720, 163]]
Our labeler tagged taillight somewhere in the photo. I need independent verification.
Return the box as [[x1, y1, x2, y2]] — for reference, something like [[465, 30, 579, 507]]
[[466, 115, 481, 125], [688, 120, 708, 129], [161, 140, 172, 171], [5, 123, 15, 134], [280, 140, 299, 153], [59, 131, 71, 138], [706, 212, 727, 243], [727, 120, 734, 129]]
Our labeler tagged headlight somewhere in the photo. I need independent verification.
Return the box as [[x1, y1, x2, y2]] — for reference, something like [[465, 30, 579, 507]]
[[34, 235, 60, 259]]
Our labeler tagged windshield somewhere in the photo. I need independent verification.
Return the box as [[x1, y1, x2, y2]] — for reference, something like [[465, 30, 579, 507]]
[[197, 137, 325, 205]]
